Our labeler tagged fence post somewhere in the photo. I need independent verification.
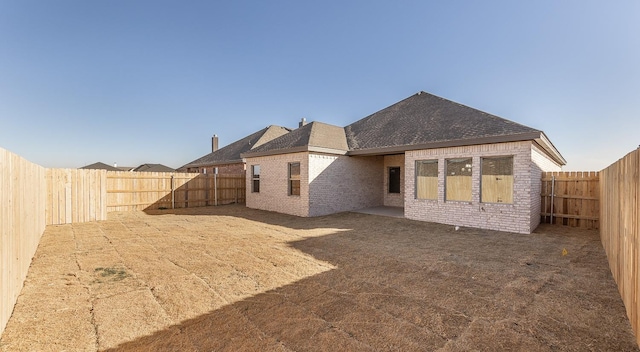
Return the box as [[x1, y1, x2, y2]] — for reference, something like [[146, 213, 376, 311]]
[[214, 173, 218, 206], [550, 175, 555, 224], [171, 175, 175, 209], [204, 174, 210, 206]]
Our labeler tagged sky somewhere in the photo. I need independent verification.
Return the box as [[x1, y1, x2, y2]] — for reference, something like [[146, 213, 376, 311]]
[[0, 1, 638, 171]]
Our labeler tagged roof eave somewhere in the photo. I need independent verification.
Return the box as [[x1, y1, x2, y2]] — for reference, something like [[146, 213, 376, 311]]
[[242, 145, 348, 159], [181, 159, 244, 168], [534, 132, 567, 166], [346, 132, 543, 156], [241, 146, 309, 158]]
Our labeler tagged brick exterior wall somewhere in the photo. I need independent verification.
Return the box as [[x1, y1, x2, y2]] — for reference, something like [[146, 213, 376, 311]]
[[246, 153, 384, 217], [245, 152, 309, 217], [246, 141, 563, 233], [405, 141, 560, 234], [308, 154, 383, 216], [383, 155, 404, 207]]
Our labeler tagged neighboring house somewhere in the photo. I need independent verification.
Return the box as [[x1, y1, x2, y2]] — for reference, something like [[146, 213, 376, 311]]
[[80, 162, 120, 171], [81, 162, 175, 172], [115, 166, 135, 172], [241, 91, 566, 234], [133, 164, 175, 173], [178, 125, 291, 174]]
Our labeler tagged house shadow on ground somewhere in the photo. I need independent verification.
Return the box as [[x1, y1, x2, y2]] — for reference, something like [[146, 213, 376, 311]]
[[117, 205, 637, 351]]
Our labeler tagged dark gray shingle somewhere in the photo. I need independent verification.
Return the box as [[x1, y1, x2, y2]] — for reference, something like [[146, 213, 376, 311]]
[[133, 164, 175, 173], [345, 91, 540, 151], [244, 122, 348, 157], [80, 162, 120, 171]]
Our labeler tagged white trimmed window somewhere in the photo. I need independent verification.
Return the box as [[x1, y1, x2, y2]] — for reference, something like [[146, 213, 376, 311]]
[[251, 165, 260, 193], [481, 156, 514, 203], [415, 160, 438, 200], [445, 158, 472, 202], [289, 162, 300, 196]]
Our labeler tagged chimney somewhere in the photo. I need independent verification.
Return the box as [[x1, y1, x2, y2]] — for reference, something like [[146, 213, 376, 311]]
[[212, 134, 219, 152], [299, 118, 307, 128]]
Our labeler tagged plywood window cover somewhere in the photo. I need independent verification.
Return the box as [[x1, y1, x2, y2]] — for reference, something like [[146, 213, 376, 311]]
[[445, 158, 472, 202], [481, 156, 514, 204], [416, 160, 438, 200]]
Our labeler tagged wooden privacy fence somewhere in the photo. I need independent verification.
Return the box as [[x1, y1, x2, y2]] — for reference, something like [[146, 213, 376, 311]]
[[0, 148, 46, 337], [106, 172, 246, 212], [42, 171, 246, 216], [46, 168, 108, 225], [600, 148, 640, 346], [1, 147, 247, 339], [540, 171, 600, 229]]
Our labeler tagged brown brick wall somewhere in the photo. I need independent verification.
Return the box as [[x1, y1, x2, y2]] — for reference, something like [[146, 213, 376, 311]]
[[405, 141, 560, 234]]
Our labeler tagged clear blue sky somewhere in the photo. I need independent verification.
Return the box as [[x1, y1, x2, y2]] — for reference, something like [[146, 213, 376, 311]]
[[1, 1, 638, 171]]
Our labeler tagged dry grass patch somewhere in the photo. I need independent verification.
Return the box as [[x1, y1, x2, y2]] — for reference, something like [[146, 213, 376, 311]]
[[0, 204, 637, 351]]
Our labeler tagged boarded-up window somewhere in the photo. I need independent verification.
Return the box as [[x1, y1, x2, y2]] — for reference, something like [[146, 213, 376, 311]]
[[481, 156, 513, 203], [446, 158, 472, 202], [416, 160, 438, 200], [289, 162, 300, 196], [251, 165, 260, 193]]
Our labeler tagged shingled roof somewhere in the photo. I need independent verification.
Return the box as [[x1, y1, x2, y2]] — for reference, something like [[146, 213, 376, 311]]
[[180, 125, 290, 169], [133, 164, 175, 173], [241, 121, 348, 158], [80, 162, 120, 171], [343, 91, 565, 164], [346, 91, 537, 151], [212, 91, 565, 165]]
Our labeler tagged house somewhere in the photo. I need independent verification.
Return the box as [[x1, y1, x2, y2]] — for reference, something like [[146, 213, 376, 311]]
[[133, 163, 175, 173], [80, 162, 121, 171], [81, 162, 174, 173], [178, 125, 291, 174], [241, 91, 565, 234]]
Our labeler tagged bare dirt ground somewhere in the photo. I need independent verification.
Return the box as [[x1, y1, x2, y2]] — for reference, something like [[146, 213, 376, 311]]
[[0, 204, 637, 351]]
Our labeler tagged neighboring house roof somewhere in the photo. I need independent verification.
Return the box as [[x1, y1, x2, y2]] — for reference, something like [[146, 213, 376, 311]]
[[242, 91, 566, 165], [244, 122, 348, 157], [116, 166, 135, 172], [133, 164, 175, 173], [80, 162, 120, 171], [180, 125, 291, 169]]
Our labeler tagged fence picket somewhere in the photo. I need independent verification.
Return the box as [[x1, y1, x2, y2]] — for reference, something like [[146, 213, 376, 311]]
[[541, 171, 600, 229]]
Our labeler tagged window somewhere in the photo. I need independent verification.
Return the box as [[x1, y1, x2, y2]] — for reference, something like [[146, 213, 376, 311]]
[[289, 162, 300, 196], [445, 158, 472, 201], [416, 160, 438, 199], [251, 165, 260, 193], [481, 156, 514, 203], [388, 167, 401, 193]]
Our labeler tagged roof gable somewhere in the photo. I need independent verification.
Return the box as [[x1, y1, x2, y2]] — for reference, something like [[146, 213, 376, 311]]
[[242, 121, 348, 157], [180, 125, 290, 168], [345, 91, 541, 151]]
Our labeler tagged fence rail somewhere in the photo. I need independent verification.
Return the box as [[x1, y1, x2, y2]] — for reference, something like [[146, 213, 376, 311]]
[[600, 148, 640, 346], [540, 171, 600, 229], [106, 172, 246, 212]]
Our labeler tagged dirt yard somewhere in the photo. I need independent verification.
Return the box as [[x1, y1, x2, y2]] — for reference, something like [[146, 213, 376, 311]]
[[0, 205, 637, 351]]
